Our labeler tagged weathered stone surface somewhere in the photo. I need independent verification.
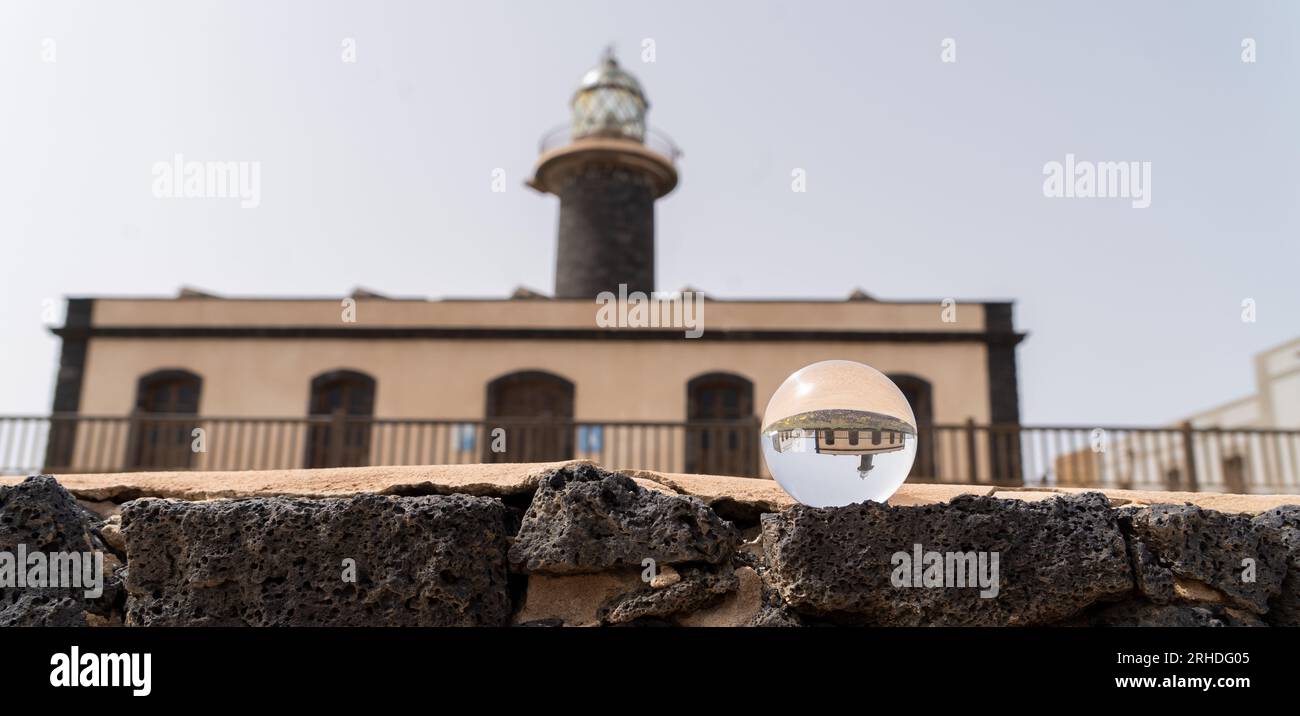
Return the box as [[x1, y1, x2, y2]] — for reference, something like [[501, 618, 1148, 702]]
[[747, 569, 805, 627], [1126, 535, 1175, 604], [7, 461, 1297, 629], [761, 493, 1133, 626], [1173, 577, 1229, 604], [1123, 504, 1286, 615], [1253, 505, 1300, 626], [12, 463, 1299, 519], [2, 462, 580, 502], [621, 470, 998, 517], [620, 469, 797, 521], [885, 484, 994, 506], [749, 605, 803, 627], [122, 493, 512, 626], [0, 475, 122, 626], [650, 564, 681, 588], [600, 565, 738, 624], [1079, 600, 1266, 627], [512, 570, 645, 626], [77, 499, 121, 520], [1055, 487, 1300, 514], [737, 529, 765, 561], [679, 566, 763, 627], [509, 464, 740, 575], [99, 516, 126, 555]]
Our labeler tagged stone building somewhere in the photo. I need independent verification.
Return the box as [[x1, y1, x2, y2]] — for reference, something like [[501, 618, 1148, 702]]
[[43, 52, 1025, 479]]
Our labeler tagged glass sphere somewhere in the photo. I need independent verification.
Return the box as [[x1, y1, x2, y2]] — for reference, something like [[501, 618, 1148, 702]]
[[761, 360, 917, 507]]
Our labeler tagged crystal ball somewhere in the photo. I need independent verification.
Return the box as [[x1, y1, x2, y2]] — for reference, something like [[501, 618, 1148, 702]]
[[761, 360, 917, 507]]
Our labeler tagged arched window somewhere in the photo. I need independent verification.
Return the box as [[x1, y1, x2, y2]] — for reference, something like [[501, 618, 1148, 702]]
[[887, 374, 935, 479], [128, 369, 202, 469], [484, 370, 575, 463], [685, 372, 757, 476], [305, 370, 376, 468]]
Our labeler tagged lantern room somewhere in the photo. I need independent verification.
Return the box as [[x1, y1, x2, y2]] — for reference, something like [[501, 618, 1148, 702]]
[[570, 48, 648, 143]]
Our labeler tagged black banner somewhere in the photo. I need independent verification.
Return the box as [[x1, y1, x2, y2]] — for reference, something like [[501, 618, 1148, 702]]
[[0, 627, 1288, 702]]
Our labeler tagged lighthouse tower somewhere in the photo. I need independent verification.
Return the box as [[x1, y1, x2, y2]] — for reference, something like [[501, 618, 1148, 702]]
[[529, 49, 679, 299]]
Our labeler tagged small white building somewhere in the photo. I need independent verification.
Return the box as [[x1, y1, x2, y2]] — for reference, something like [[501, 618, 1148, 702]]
[[1057, 337, 1300, 493], [1187, 336, 1300, 431]]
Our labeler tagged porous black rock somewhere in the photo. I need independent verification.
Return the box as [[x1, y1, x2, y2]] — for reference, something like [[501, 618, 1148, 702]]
[[1078, 600, 1266, 627], [760, 492, 1133, 626], [748, 603, 803, 627], [0, 475, 123, 626], [599, 565, 738, 624], [1123, 504, 1285, 615], [1252, 505, 1300, 625], [1126, 534, 1175, 604], [509, 463, 740, 574], [122, 492, 512, 626]]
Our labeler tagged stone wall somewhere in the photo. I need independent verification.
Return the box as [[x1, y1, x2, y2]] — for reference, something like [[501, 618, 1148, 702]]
[[2, 462, 1297, 627]]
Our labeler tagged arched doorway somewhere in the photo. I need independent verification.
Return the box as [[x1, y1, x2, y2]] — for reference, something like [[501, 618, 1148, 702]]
[[887, 374, 935, 479], [305, 370, 376, 468], [685, 372, 757, 476], [128, 369, 202, 469], [484, 370, 575, 463]]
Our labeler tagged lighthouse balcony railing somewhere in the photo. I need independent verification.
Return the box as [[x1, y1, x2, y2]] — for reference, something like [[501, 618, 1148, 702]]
[[537, 123, 681, 161]]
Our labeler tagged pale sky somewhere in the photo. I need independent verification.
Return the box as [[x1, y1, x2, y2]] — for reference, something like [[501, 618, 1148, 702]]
[[1, 0, 1296, 424]]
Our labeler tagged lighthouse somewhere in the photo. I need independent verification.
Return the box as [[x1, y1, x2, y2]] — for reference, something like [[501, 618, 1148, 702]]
[[528, 49, 679, 299]]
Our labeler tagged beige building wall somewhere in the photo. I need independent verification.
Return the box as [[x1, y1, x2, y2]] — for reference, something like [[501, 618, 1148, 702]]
[[79, 337, 989, 423], [57, 297, 1007, 475]]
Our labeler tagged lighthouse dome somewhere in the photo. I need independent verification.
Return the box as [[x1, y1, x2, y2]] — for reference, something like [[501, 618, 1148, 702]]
[[570, 48, 648, 142]]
